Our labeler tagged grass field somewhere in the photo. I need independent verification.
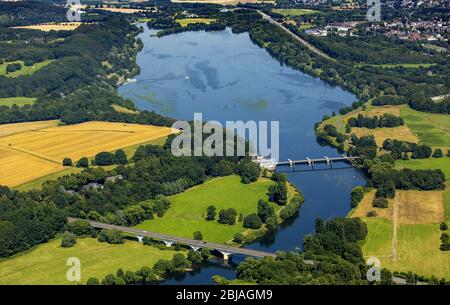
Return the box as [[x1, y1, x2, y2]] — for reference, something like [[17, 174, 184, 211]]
[[355, 189, 450, 279], [176, 18, 216, 27], [95, 8, 146, 14], [0, 60, 54, 77], [135, 175, 280, 244], [0, 121, 173, 187], [352, 126, 418, 147], [401, 105, 450, 150], [396, 157, 450, 180], [0, 237, 177, 285], [0, 97, 36, 107], [111, 104, 140, 114], [273, 9, 319, 16], [12, 22, 83, 32]]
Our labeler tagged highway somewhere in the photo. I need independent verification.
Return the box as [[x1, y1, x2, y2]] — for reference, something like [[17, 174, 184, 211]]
[[258, 10, 335, 62]]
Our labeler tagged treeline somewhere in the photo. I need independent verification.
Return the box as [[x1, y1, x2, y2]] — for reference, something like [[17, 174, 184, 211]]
[[373, 95, 450, 115], [347, 113, 404, 129], [235, 217, 395, 284]]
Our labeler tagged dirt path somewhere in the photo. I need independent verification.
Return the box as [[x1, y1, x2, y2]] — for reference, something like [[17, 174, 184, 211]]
[[258, 11, 335, 62], [391, 195, 398, 261]]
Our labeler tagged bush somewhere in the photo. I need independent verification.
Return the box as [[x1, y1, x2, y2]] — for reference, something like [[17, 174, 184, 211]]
[[440, 222, 448, 231], [218, 208, 237, 225], [61, 231, 77, 248], [367, 211, 378, 217], [76, 157, 89, 168], [86, 277, 100, 285], [233, 232, 244, 243], [351, 186, 365, 208], [66, 220, 92, 236], [323, 124, 338, 137], [187, 250, 203, 264], [171, 253, 190, 270], [268, 181, 288, 205], [193, 231, 203, 241], [432, 148, 443, 158], [372, 197, 389, 208], [62, 158, 72, 166], [114, 149, 128, 165], [205, 205, 216, 221], [98, 230, 124, 244], [243, 214, 263, 229]]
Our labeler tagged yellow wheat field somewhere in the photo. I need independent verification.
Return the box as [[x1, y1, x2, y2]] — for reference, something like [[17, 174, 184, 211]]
[[0, 120, 59, 138], [12, 23, 84, 32], [0, 121, 174, 187]]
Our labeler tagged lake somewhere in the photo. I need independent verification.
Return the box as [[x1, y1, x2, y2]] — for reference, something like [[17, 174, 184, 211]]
[[118, 26, 366, 284]]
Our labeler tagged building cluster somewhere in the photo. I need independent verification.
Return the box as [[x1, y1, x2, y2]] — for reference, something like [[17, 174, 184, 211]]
[[373, 18, 448, 42]]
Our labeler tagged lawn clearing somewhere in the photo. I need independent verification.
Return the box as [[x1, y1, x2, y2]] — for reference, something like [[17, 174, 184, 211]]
[[273, 9, 319, 16], [135, 175, 280, 244], [0, 60, 54, 77], [0, 237, 177, 285], [396, 157, 450, 181], [176, 18, 217, 27], [349, 190, 393, 220], [401, 105, 450, 150], [0, 97, 36, 107]]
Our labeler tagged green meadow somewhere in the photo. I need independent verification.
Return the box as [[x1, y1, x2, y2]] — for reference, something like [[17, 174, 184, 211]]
[[0, 237, 177, 285], [395, 157, 450, 180], [400, 106, 450, 150], [0, 97, 36, 107], [135, 175, 279, 244], [0, 60, 54, 78]]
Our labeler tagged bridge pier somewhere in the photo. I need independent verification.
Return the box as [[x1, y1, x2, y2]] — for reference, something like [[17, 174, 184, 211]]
[[162, 240, 174, 247], [190, 245, 200, 251], [136, 235, 144, 243], [218, 250, 232, 261]]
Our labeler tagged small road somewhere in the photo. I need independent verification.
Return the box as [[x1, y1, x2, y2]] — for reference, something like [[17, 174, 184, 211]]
[[68, 217, 276, 258], [258, 11, 335, 62], [391, 195, 398, 261]]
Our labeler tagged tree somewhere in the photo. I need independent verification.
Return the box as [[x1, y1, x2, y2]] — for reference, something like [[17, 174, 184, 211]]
[[372, 197, 388, 208], [205, 205, 216, 221], [193, 231, 203, 241], [187, 250, 203, 264], [233, 232, 244, 243], [114, 149, 128, 165], [61, 231, 77, 248], [238, 161, 260, 184], [62, 158, 72, 166], [440, 222, 448, 231], [432, 148, 443, 158], [265, 216, 278, 231], [351, 186, 365, 208], [86, 277, 100, 285], [94, 151, 115, 166], [268, 181, 288, 205], [243, 214, 263, 229], [102, 274, 116, 285], [218, 208, 237, 225], [76, 157, 89, 168], [447, 150, 450, 157], [153, 259, 174, 274], [98, 230, 124, 244], [257, 199, 275, 223], [171, 253, 190, 270]]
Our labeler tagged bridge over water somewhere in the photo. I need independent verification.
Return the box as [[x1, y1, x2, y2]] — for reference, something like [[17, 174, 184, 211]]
[[68, 218, 276, 260]]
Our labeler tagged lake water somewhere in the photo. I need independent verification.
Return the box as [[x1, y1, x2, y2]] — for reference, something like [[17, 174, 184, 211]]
[[118, 26, 366, 284]]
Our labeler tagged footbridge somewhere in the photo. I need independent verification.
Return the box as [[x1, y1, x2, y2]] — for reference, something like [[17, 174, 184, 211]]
[[277, 155, 359, 168], [68, 218, 276, 260]]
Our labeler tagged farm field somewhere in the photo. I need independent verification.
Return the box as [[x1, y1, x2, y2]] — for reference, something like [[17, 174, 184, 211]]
[[0, 121, 173, 187], [135, 175, 281, 244], [354, 189, 450, 279], [0, 120, 59, 138], [272, 9, 319, 16], [12, 22, 83, 32], [95, 7, 147, 14], [176, 18, 217, 27], [400, 105, 450, 150], [0, 237, 178, 285], [351, 126, 418, 147], [14, 167, 83, 192], [0, 60, 54, 77], [0, 97, 36, 107]]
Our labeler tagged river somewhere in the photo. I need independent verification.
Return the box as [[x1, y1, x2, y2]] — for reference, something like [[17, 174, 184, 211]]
[[118, 26, 366, 284]]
